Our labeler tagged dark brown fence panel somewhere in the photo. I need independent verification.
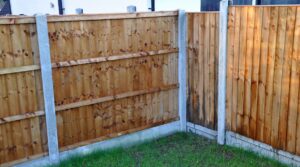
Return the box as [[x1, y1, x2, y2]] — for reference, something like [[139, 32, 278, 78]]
[[187, 12, 219, 130]]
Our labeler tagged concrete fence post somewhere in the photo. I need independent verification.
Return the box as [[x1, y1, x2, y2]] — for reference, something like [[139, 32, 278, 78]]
[[36, 15, 60, 161], [217, 0, 229, 145], [178, 10, 187, 132]]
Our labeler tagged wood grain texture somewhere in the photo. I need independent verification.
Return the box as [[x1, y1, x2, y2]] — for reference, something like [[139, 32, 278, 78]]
[[0, 22, 47, 164], [47, 15, 179, 149], [226, 6, 300, 156], [187, 13, 219, 130], [0, 12, 179, 165]]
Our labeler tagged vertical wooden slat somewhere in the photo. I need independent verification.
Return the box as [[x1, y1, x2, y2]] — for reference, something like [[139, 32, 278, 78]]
[[243, 7, 255, 137], [297, 93, 300, 155], [9, 24, 26, 160], [70, 21, 80, 145], [198, 14, 205, 125], [208, 13, 216, 129], [287, 6, 300, 154], [19, 23, 35, 157], [28, 23, 44, 156], [0, 25, 12, 163], [215, 13, 219, 130], [130, 18, 138, 129], [193, 14, 200, 125], [49, 22, 64, 147], [226, 7, 235, 131], [278, 7, 297, 150], [271, 7, 287, 149], [264, 7, 279, 145], [249, 7, 263, 139], [231, 7, 241, 133], [62, 20, 73, 146], [256, 7, 270, 142], [204, 13, 210, 128], [187, 13, 194, 123], [237, 7, 248, 134]]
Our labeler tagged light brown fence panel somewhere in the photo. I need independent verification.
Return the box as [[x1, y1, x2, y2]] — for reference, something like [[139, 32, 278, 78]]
[[187, 12, 219, 130], [226, 6, 300, 156], [46, 12, 179, 150], [0, 19, 48, 165]]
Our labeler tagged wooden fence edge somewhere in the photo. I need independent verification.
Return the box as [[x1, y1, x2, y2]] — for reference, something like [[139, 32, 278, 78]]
[[47, 11, 179, 22], [0, 11, 179, 25]]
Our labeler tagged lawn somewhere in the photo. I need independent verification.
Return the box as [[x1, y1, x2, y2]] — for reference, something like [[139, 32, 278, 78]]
[[51, 133, 287, 167]]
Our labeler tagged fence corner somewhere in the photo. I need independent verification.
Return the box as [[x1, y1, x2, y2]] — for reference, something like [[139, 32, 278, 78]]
[[178, 10, 187, 132]]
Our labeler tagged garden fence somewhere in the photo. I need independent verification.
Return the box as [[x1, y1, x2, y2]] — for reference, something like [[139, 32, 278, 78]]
[[0, 4, 300, 167], [226, 5, 300, 156], [0, 11, 179, 166]]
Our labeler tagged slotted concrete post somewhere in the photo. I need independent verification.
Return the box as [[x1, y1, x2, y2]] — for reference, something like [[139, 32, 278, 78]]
[[178, 10, 187, 132], [217, 0, 229, 145], [36, 15, 59, 161]]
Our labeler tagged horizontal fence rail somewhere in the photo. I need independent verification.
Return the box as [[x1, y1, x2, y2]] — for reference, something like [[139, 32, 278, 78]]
[[0, 11, 180, 165]]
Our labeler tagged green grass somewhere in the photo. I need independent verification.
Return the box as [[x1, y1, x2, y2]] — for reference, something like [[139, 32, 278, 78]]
[[51, 133, 287, 167]]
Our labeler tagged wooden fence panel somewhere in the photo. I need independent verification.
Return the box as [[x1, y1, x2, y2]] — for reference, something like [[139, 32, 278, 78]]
[[0, 11, 179, 165], [0, 22, 47, 164], [187, 12, 219, 130], [47, 13, 179, 149], [226, 6, 300, 156]]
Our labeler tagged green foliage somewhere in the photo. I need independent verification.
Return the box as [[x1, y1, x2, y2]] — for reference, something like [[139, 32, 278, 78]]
[[50, 133, 287, 167]]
